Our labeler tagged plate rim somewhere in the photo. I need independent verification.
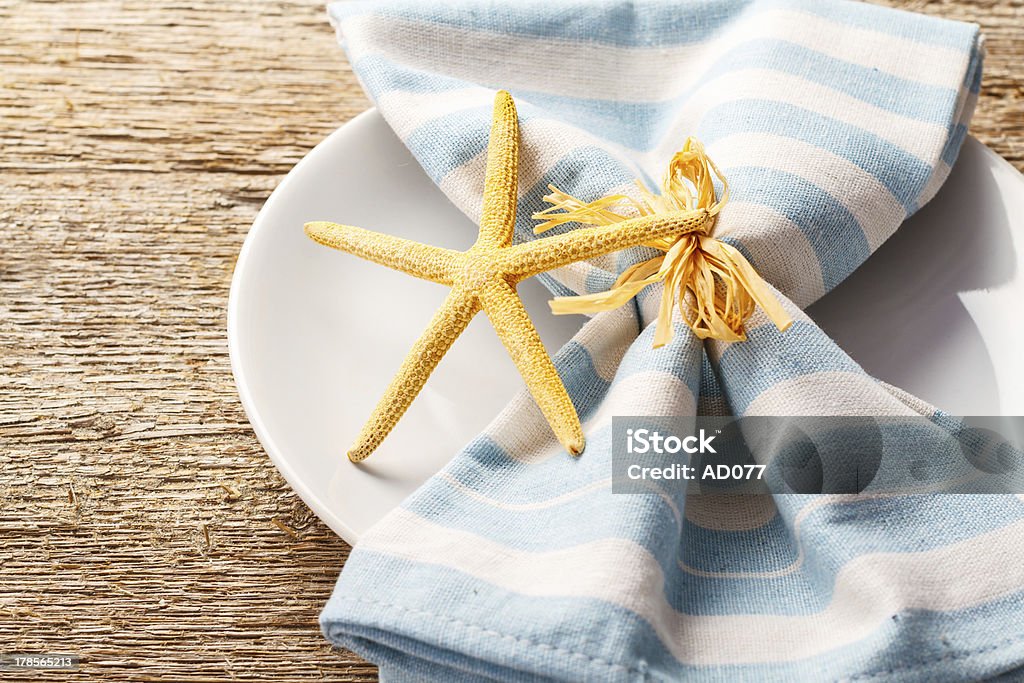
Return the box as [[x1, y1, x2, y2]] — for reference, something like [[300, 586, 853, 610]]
[[228, 110, 381, 543]]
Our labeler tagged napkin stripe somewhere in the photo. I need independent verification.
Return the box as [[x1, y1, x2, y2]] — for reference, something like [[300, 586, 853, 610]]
[[365, 56, 957, 152], [712, 202, 827, 306], [337, 509, 1024, 668], [707, 134, 906, 250], [415, 447, 1024, 603], [334, 0, 976, 51], [364, 55, 954, 159], [416, 467, 1023, 578], [387, 495, 1024, 611], [335, 8, 972, 97]]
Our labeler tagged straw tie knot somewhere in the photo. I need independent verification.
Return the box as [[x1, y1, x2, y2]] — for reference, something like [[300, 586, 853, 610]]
[[532, 137, 792, 347]]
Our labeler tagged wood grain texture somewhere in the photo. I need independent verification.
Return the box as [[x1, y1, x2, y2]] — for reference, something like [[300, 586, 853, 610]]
[[0, 1, 1020, 681]]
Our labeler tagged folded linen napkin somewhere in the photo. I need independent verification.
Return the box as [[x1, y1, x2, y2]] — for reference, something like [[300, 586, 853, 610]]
[[318, 1, 1024, 680]]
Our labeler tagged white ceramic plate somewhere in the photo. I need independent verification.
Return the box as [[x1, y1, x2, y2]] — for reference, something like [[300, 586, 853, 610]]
[[229, 109, 1024, 544]]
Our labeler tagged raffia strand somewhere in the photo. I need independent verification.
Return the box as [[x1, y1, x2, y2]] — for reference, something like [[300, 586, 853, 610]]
[[532, 137, 792, 347]]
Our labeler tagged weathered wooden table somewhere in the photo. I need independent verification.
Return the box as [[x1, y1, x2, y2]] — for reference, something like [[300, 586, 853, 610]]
[[1, 1, 1020, 680]]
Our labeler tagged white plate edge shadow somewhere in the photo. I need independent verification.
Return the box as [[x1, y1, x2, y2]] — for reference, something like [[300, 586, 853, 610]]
[[227, 112, 379, 544], [229, 108, 1024, 545]]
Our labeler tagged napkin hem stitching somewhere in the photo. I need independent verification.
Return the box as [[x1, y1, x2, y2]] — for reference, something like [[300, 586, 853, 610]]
[[333, 595, 1024, 681], [331, 594, 647, 677]]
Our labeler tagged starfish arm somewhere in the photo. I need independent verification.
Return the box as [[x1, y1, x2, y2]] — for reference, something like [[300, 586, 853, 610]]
[[476, 91, 520, 248], [305, 221, 460, 285], [347, 288, 479, 462], [479, 279, 584, 455], [508, 209, 711, 279]]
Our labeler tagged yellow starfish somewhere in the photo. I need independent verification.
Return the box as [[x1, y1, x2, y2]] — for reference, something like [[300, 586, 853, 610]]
[[305, 91, 712, 462]]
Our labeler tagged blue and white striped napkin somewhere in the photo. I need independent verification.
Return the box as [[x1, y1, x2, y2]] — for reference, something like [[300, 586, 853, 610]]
[[318, 1, 1024, 681]]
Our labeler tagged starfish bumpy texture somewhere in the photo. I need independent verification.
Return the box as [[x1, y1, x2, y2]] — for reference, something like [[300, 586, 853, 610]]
[[306, 91, 711, 462]]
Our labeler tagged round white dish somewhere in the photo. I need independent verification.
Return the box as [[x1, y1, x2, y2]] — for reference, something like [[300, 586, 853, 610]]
[[229, 109, 1024, 544]]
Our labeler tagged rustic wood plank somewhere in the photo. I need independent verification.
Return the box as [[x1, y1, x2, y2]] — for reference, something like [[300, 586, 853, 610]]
[[0, 1, 1020, 681]]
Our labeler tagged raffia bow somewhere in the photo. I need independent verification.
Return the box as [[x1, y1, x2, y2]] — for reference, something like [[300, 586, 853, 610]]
[[532, 138, 793, 347]]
